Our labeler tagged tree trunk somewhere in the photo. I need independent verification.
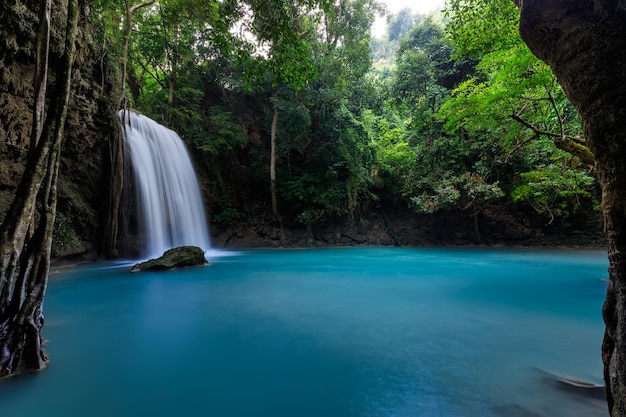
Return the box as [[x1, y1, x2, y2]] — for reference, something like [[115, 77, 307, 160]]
[[269, 99, 285, 242], [473, 212, 482, 244], [513, 1, 626, 415], [0, 0, 79, 378], [30, 0, 51, 150], [270, 100, 280, 222]]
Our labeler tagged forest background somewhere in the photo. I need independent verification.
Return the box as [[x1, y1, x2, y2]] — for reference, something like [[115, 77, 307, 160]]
[[0, 0, 606, 261]]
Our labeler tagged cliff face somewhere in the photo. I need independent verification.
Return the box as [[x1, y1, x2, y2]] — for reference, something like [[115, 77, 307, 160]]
[[0, 0, 121, 260]]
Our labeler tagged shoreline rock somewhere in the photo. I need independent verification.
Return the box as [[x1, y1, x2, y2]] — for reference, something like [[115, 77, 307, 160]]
[[130, 246, 209, 272]]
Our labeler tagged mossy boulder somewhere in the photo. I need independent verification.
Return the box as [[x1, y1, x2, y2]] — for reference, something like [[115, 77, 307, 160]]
[[130, 246, 208, 272]]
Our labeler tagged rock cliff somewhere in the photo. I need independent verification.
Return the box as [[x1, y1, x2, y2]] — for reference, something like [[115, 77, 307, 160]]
[[0, 0, 121, 260]]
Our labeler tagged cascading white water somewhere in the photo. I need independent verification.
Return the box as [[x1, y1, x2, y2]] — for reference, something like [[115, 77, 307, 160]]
[[119, 110, 211, 258]]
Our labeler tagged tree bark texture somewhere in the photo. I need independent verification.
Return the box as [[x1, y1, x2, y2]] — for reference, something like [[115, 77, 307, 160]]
[[30, 0, 51, 151], [0, 0, 79, 378], [514, 1, 626, 414]]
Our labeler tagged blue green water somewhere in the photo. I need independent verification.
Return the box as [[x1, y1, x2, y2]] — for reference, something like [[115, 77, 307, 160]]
[[0, 248, 609, 416]]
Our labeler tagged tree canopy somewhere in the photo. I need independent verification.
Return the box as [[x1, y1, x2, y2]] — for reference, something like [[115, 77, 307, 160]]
[[85, 0, 600, 238]]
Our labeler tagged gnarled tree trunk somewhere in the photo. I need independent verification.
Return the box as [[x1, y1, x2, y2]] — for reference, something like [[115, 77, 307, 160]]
[[0, 0, 79, 378], [512, 1, 626, 415]]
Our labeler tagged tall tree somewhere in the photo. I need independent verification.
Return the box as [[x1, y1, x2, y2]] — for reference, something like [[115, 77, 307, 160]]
[[238, 0, 322, 229], [277, 0, 379, 228], [0, 0, 79, 377], [510, 1, 626, 415]]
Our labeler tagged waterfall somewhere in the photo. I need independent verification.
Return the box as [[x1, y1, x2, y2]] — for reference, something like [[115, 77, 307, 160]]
[[119, 110, 211, 258]]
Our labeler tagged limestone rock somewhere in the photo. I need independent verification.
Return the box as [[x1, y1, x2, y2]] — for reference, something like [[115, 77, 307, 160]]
[[130, 246, 208, 272]]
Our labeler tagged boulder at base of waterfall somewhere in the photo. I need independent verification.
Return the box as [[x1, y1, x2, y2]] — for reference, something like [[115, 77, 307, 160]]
[[130, 246, 209, 272]]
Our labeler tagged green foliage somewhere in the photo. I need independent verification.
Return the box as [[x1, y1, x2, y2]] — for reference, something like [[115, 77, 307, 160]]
[[369, 15, 503, 218], [437, 41, 579, 153], [282, 171, 350, 224], [409, 173, 504, 214], [393, 17, 476, 130], [278, 95, 375, 224], [437, 0, 598, 222], [369, 114, 414, 176], [256, 0, 380, 224], [91, 0, 600, 235], [197, 107, 246, 156], [213, 207, 241, 225], [442, 0, 584, 160], [236, 0, 327, 90], [512, 166, 596, 222], [444, 0, 519, 57]]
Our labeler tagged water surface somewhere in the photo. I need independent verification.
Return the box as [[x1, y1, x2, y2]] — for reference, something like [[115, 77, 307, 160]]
[[0, 248, 609, 416]]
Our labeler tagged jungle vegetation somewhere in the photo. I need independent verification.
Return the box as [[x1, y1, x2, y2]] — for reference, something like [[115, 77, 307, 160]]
[[96, 0, 599, 238]]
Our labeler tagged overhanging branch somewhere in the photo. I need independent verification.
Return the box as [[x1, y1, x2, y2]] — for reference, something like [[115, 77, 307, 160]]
[[509, 114, 594, 167]]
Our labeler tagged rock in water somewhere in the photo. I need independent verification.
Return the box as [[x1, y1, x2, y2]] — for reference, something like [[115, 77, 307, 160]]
[[131, 246, 208, 272]]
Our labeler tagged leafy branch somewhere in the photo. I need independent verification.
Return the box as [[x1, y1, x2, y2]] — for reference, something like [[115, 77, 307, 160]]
[[508, 113, 594, 167]]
